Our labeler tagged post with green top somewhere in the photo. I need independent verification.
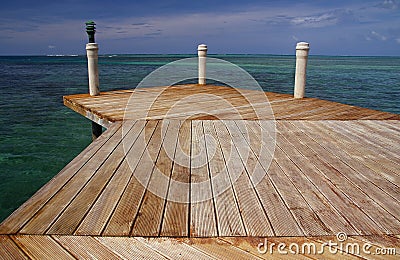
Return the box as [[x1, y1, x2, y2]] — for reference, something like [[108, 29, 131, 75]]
[[85, 21, 102, 140]]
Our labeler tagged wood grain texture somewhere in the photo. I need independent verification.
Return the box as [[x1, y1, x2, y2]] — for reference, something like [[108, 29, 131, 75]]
[[1, 84, 399, 258], [2, 234, 400, 259], [63, 84, 400, 121]]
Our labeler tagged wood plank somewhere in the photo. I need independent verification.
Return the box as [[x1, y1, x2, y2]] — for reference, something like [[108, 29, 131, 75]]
[[97, 236, 168, 259], [220, 237, 307, 260], [45, 120, 140, 235], [131, 120, 179, 236], [291, 122, 399, 234], [74, 160, 133, 235], [190, 120, 218, 237], [303, 121, 400, 219], [252, 121, 332, 236], [266, 159, 331, 236], [136, 237, 216, 259], [11, 235, 75, 259], [272, 98, 326, 118], [18, 123, 125, 235], [326, 120, 400, 166], [276, 122, 368, 235], [0, 123, 121, 234], [214, 120, 273, 236], [237, 120, 304, 236], [63, 85, 400, 121], [329, 120, 400, 158], [0, 235, 28, 259], [376, 120, 400, 132], [53, 235, 122, 259], [321, 121, 399, 188], [160, 120, 191, 237], [101, 120, 160, 236], [75, 121, 147, 235], [273, 144, 343, 235], [203, 120, 246, 236], [290, 121, 400, 234], [190, 237, 264, 259], [288, 121, 400, 234], [356, 120, 400, 142]]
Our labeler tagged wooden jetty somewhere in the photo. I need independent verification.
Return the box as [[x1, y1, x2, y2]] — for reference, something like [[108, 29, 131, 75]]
[[0, 84, 399, 259]]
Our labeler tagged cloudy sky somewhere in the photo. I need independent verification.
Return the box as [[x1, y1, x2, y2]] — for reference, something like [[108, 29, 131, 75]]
[[0, 0, 399, 55]]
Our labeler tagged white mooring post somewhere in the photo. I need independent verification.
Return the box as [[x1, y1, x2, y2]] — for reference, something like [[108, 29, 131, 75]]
[[86, 43, 100, 96], [197, 44, 207, 85], [85, 21, 102, 140], [294, 42, 310, 98]]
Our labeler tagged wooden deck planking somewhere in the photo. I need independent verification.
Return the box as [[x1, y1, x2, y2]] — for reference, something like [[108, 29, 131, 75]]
[[278, 121, 386, 235], [329, 121, 400, 173], [284, 122, 400, 223], [3, 234, 399, 259], [289, 121, 400, 234], [0, 123, 121, 235], [301, 121, 400, 220], [53, 235, 122, 259], [131, 120, 177, 236], [96, 236, 170, 259], [215, 121, 274, 236], [134, 237, 215, 260], [237, 120, 304, 236], [269, 154, 332, 236], [63, 85, 400, 121], [190, 120, 218, 237], [75, 121, 147, 235], [250, 121, 332, 236], [160, 120, 191, 237], [18, 124, 126, 235], [45, 120, 141, 235], [101, 120, 160, 236], [1, 84, 400, 258], [325, 120, 400, 165], [11, 235, 75, 259], [273, 129, 360, 235], [318, 121, 400, 192], [203, 120, 246, 236], [1, 119, 399, 239], [0, 235, 29, 259]]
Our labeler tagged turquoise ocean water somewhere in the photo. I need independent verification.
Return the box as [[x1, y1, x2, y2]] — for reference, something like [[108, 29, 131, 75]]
[[0, 54, 399, 222]]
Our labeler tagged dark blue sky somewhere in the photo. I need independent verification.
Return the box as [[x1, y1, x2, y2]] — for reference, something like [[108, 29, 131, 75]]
[[1, 0, 399, 55]]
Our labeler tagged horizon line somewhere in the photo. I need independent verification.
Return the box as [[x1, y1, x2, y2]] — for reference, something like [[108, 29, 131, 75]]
[[1, 53, 400, 58]]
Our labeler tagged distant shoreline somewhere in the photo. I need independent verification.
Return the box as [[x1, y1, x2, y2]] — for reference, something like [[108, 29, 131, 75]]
[[1, 54, 400, 58]]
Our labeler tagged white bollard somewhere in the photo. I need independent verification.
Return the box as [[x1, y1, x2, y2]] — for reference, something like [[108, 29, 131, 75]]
[[86, 43, 100, 96], [294, 42, 310, 98], [197, 44, 207, 85]]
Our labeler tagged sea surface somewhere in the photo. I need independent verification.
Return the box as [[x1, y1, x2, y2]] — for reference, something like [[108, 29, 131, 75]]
[[0, 54, 399, 222]]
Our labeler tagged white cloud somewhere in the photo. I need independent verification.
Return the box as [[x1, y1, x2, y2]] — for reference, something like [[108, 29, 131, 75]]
[[290, 9, 356, 28], [396, 38, 400, 44], [291, 13, 338, 27], [370, 30, 387, 41], [378, 0, 399, 9]]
